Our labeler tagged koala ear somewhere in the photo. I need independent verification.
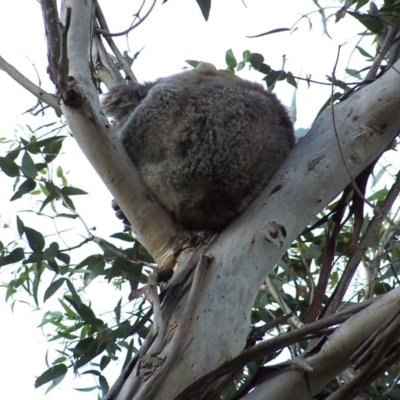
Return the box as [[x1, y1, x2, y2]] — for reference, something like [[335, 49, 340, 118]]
[[101, 81, 156, 125]]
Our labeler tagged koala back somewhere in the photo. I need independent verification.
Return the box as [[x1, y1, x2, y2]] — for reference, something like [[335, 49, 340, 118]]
[[103, 69, 295, 231]]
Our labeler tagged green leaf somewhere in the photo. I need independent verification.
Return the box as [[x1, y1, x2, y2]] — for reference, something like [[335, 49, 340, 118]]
[[73, 337, 97, 358], [44, 138, 63, 163], [318, 7, 332, 39], [110, 232, 135, 242], [56, 252, 70, 265], [225, 49, 237, 69], [335, 7, 347, 22], [56, 165, 63, 178], [368, 188, 389, 202], [344, 0, 356, 8], [35, 364, 67, 388], [21, 151, 37, 179], [35, 163, 47, 173], [374, 282, 391, 295], [258, 63, 271, 74], [16, 216, 24, 237], [74, 386, 98, 392], [355, 0, 369, 10], [356, 45, 374, 60], [264, 70, 286, 88], [66, 280, 82, 308], [44, 374, 66, 394], [247, 27, 290, 38], [6, 148, 20, 161], [315, 92, 343, 118], [242, 50, 251, 62], [43, 242, 59, 262], [347, 11, 384, 33], [62, 195, 75, 211], [381, 2, 400, 12], [82, 370, 101, 376], [24, 134, 62, 152], [236, 61, 245, 72], [55, 213, 78, 219], [0, 248, 24, 267], [286, 72, 297, 88], [196, 0, 211, 21], [64, 294, 82, 314], [0, 156, 19, 177], [122, 340, 134, 371], [185, 59, 201, 68], [85, 257, 106, 284], [195, 62, 216, 71], [25, 227, 45, 252], [60, 186, 88, 196], [10, 178, 36, 201], [33, 268, 42, 307], [249, 53, 264, 70], [39, 194, 57, 212], [369, 1, 378, 14], [107, 257, 127, 281], [59, 298, 77, 319], [99, 375, 109, 398], [77, 254, 102, 269], [44, 278, 66, 302], [100, 356, 111, 371], [44, 180, 58, 196], [77, 303, 97, 322], [57, 165, 68, 186], [114, 299, 122, 325]]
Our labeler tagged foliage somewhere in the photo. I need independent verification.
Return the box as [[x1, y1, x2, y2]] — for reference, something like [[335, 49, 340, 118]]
[[1, 0, 400, 399], [0, 127, 155, 393]]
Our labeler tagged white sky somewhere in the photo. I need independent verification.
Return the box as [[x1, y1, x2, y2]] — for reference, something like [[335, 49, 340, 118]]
[[0, 0, 389, 399]]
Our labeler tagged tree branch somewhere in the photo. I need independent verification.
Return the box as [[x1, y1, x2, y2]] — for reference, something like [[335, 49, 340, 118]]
[[94, 1, 137, 83], [323, 169, 400, 316], [52, 0, 185, 271], [240, 286, 400, 400], [0, 55, 60, 112], [40, 0, 61, 85], [95, 0, 156, 38]]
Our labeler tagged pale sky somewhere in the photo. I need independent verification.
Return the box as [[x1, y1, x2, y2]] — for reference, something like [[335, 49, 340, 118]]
[[0, 1, 387, 399]]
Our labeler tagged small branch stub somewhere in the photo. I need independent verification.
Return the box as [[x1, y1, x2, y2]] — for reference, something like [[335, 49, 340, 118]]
[[261, 220, 288, 248]]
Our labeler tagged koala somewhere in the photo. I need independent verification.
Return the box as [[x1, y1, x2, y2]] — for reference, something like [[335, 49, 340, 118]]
[[102, 68, 295, 231]]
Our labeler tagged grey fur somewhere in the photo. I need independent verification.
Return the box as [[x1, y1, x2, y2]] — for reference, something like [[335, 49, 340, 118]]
[[102, 68, 295, 231]]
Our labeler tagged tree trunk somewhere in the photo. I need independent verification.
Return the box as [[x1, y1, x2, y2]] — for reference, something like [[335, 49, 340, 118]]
[[104, 60, 400, 399]]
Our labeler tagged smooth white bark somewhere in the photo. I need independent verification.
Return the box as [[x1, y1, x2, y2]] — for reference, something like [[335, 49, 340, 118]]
[[58, 0, 184, 270]]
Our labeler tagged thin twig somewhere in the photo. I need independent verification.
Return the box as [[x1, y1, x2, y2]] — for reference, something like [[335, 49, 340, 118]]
[[95, 0, 156, 37], [174, 299, 376, 400], [365, 22, 400, 81], [327, 314, 400, 400], [324, 170, 400, 316], [94, 0, 138, 82], [265, 276, 304, 329]]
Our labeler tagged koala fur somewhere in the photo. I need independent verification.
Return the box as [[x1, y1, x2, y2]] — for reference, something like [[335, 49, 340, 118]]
[[102, 68, 295, 231]]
